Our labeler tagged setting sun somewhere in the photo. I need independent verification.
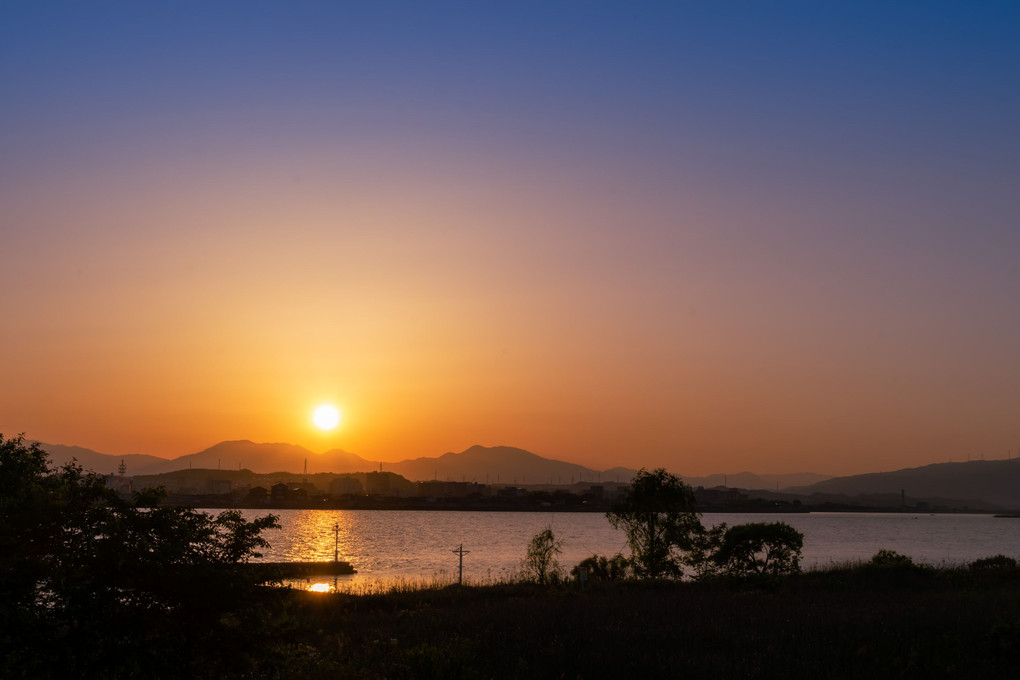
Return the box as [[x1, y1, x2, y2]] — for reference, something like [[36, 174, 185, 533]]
[[312, 404, 341, 431]]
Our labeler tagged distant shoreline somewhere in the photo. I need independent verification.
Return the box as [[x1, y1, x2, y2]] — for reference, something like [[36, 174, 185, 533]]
[[166, 499, 997, 515]]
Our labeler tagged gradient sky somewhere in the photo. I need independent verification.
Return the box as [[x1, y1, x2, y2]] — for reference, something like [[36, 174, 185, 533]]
[[2, 1, 1018, 476]]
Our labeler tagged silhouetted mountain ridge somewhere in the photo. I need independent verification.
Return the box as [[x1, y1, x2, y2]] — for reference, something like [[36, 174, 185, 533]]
[[34, 443, 166, 474], [787, 459, 1020, 508], [33, 439, 1020, 508], [35, 439, 831, 489], [37, 440, 637, 482], [384, 445, 625, 484]]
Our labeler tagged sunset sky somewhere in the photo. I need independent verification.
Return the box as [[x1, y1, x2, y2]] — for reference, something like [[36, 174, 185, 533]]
[[2, 2, 1018, 476]]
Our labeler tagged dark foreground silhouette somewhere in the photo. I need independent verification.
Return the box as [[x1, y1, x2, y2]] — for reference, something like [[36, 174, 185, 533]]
[[5, 557, 1020, 678], [4, 435, 1020, 679]]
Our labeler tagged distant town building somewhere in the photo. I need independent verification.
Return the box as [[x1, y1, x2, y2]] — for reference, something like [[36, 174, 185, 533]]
[[694, 487, 748, 507], [210, 479, 232, 495], [289, 482, 318, 496], [417, 481, 487, 498], [330, 477, 363, 496], [246, 485, 268, 502], [270, 482, 290, 502]]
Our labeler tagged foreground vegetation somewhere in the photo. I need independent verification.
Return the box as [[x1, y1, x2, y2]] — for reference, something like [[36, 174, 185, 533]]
[[6, 553, 1020, 678], [5, 436, 1020, 678], [6, 562, 1018, 679], [280, 562, 1020, 680]]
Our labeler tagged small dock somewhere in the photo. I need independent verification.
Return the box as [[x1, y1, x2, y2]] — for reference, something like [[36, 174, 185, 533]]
[[245, 561, 357, 579]]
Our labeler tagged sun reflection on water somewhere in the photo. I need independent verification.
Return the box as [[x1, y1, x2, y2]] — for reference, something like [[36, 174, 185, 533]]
[[281, 510, 358, 564]]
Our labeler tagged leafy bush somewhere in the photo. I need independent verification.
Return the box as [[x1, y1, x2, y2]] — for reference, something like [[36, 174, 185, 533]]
[[970, 554, 1019, 573], [699, 521, 804, 578], [869, 549, 916, 568], [570, 553, 631, 583]]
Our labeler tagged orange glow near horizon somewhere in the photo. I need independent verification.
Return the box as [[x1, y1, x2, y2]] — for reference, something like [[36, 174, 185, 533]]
[[3, 5, 1019, 478]]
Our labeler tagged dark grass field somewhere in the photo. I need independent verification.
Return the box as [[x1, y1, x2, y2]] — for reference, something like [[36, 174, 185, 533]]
[[7, 563, 1020, 679], [267, 566, 1020, 679]]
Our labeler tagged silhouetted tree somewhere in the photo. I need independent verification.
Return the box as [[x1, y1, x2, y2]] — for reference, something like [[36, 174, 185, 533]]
[[520, 528, 563, 585], [570, 553, 631, 582], [708, 521, 804, 577], [606, 468, 702, 579], [0, 433, 281, 678]]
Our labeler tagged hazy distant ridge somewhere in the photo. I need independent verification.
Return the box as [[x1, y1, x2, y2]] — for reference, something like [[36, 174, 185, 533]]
[[787, 459, 1020, 508], [383, 445, 628, 484], [36, 439, 1020, 508], [36, 440, 830, 490], [35, 443, 168, 474], [36, 441, 636, 483]]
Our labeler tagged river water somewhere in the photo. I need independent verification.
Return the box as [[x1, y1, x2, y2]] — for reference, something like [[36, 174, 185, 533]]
[[221, 509, 1020, 591]]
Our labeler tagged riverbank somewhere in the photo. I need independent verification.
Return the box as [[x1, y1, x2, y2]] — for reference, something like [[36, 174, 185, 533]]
[[258, 562, 1020, 679], [11, 559, 1020, 678]]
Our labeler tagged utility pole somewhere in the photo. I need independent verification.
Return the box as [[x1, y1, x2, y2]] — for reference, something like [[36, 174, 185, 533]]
[[333, 522, 340, 563], [452, 543, 470, 585]]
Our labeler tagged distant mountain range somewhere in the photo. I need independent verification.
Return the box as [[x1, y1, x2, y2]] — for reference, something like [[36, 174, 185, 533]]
[[35, 439, 1020, 510], [36, 440, 636, 484], [37, 440, 824, 490], [785, 459, 1020, 509]]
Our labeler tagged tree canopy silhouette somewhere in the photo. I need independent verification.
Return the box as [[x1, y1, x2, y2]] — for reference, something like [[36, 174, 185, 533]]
[[0, 433, 280, 678], [707, 521, 804, 577], [606, 468, 702, 579]]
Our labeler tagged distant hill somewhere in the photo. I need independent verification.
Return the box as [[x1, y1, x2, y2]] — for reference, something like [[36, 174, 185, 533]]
[[38, 440, 371, 476], [33, 443, 167, 476], [165, 440, 379, 475], [381, 445, 632, 484], [161, 440, 316, 474], [35, 439, 1019, 509], [36, 441, 637, 482], [787, 459, 1020, 509], [36, 439, 835, 493]]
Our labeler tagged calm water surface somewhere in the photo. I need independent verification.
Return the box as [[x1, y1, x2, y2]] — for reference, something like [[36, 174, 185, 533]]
[[223, 509, 1020, 590]]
